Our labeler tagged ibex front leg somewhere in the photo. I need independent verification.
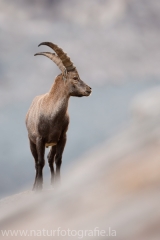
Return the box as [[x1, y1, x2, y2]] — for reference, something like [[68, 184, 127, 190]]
[[55, 133, 67, 182], [29, 140, 38, 190], [34, 137, 45, 190]]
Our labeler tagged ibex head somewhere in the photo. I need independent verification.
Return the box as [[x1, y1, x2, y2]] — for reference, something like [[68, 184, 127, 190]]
[[34, 42, 92, 97]]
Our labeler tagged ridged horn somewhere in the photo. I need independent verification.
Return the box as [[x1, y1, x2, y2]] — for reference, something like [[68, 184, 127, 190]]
[[38, 42, 76, 71], [34, 52, 66, 73]]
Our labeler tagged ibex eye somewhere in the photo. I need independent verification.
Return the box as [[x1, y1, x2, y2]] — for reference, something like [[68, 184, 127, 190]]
[[73, 77, 78, 80]]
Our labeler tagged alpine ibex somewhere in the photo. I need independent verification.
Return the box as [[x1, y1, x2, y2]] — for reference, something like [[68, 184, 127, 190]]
[[26, 42, 92, 190]]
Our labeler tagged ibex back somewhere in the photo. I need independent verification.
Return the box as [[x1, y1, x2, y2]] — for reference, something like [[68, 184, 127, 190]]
[[26, 42, 92, 190]]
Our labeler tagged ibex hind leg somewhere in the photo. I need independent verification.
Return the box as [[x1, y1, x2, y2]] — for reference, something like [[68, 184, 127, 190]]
[[47, 145, 56, 186], [29, 139, 38, 190]]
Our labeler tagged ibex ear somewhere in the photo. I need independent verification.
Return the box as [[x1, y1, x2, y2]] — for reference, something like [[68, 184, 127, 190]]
[[62, 68, 67, 81]]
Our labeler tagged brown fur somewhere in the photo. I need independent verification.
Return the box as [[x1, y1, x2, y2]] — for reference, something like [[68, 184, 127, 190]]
[[26, 70, 91, 190]]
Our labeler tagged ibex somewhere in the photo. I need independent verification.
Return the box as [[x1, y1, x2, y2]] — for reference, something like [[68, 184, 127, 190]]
[[26, 42, 92, 190]]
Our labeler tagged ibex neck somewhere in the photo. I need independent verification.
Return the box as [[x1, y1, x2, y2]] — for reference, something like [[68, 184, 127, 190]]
[[49, 75, 69, 99], [48, 75, 69, 114]]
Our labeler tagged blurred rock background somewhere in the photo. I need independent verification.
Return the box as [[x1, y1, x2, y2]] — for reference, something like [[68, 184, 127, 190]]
[[0, 0, 160, 200], [1, 86, 160, 239], [1, 0, 160, 239]]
